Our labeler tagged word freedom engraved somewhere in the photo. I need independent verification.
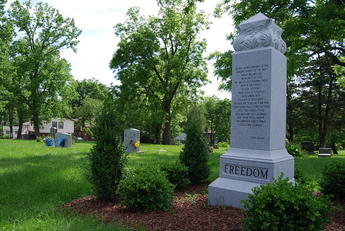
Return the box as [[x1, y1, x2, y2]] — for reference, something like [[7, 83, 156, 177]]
[[224, 163, 269, 179]]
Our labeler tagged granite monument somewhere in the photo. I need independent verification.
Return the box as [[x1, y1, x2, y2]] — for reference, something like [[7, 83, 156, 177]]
[[208, 13, 295, 208]]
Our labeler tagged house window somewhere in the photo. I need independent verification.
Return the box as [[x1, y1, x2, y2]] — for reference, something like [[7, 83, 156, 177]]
[[58, 122, 64, 129], [52, 121, 57, 128]]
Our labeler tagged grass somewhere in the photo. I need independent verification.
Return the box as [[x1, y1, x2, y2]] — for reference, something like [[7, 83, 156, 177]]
[[0, 139, 127, 231], [1, 139, 344, 230], [295, 149, 345, 189]]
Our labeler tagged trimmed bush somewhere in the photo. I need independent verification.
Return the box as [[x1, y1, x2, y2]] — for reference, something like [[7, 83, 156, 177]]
[[180, 105, 209, 184], [88, 97, 127, 202], [160, 162, 190, 191], [242, 176, 332, 231], [321, 161, 345, 199], [118, 168, 174, 212]]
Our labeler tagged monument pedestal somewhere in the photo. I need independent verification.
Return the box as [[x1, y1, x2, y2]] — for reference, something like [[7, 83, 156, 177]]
[[208, 13, 294, 208], [209, 148, 294, 208]]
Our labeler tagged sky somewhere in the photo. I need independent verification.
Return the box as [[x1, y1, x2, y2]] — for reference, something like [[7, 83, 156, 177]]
[[10, 0, 234, 99]]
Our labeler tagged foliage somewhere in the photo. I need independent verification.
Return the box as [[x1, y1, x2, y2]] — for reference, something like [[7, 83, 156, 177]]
[[321, 161, 345, 199], [242, 176, 332, 231], [334, 56, 345, 88], [203, 96, 231, 143], [75, 97, 103, 128], [118, 167, 174, 212], [70, 78, 108, 125], [286, 142, 303, 157], [88, 96, 127, 201], [110, 0, 209, 144], [160, 161, 190, 191], [180, 105, 209, 184], [8, 0, 81, 136], [217, 141, 229, 149], [214, 0, 345, 148]]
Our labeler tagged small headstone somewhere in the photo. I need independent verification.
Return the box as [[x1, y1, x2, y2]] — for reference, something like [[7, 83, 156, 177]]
[[301, 141, 314, 154], [318, 148, 332, 157], [50, 127, 57, 138], [124, 128, 141, 153], [55, 132, 72, 147]]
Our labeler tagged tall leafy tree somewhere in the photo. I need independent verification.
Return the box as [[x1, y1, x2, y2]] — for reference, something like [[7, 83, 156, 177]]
[[213, 0, 345, 147], [0, 0, 14, 136], [9, 0, 81, 136], [110, 0, 209, 144], [203, 96, 231, 144]]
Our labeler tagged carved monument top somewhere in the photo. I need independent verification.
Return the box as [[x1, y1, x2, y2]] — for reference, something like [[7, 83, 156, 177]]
[[233, 13, 286, 54]]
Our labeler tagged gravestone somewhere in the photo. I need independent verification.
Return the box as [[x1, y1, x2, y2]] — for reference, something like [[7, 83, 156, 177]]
[[124, 128, 141, 153], [50, 127, 57, 138], [301, 141, 314, 154], [318, 148, 332, 157], [208, 13, 294, 208], [54, 132, 72, 147]]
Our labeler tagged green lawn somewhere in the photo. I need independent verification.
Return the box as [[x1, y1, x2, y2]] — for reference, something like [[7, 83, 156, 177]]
[[0, 139, 344, 230], [295, 150, 345, 187], [0, 139, 127, 231]]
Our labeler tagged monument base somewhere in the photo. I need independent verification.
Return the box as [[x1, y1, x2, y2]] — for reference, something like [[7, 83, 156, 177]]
[[208, 148, 294, 209], [208, 178, 261, 208]]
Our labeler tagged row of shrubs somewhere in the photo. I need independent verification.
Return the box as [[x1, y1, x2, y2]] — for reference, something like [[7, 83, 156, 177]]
[[89, 99, 208, 211]]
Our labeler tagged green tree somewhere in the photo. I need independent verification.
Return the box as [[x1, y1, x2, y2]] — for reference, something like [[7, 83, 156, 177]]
[[76, 97, 103, 128], [110, 0, 209, 144], [89, 94, 127, 202], [213, 0, 345, 147], [71, 78, 108, 109], [203, 96, 231, 144], [180, 105, 209, 184], [0, 0, 14, 136], [9, 0, 81, 137], [334, 56, 345, 87]]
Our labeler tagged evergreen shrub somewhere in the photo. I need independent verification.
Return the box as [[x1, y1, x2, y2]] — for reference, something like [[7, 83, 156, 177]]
[[118, 168, 174, 212], [242, 176, 332, 231], [321, 161, 345, 199], [160, 162, 190, 191], [180, 105, 209, 184], [88, 97, 127, 201]]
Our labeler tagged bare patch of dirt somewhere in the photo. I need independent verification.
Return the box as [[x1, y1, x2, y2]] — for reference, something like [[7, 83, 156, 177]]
[[64, 184, 344, 231]]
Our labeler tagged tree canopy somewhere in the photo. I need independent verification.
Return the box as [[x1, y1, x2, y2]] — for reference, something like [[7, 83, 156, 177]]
[[8, 0, 81, 136], [110, 0, 209, 144], [212, 0, 345, 147]]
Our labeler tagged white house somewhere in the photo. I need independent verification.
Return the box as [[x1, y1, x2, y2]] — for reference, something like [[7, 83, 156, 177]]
[[2, 118, 74, 138]]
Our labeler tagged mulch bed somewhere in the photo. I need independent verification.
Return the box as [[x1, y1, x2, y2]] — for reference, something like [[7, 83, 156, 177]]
[[64, 183, 345, 231]]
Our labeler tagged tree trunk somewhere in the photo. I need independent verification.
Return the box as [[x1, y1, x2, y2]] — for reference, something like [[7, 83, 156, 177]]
[[162, 112, 172, 145], [154, 123, 162, 144], [319, 71, 335, 148], [17, 109, 24, 139], [288, 125, 294, 143], [317, 84, 325, 147], [32, 110, 40, 137], [8, 105, 14, 139]]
